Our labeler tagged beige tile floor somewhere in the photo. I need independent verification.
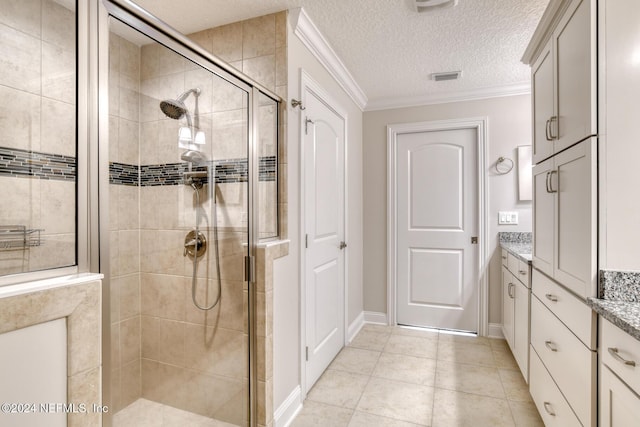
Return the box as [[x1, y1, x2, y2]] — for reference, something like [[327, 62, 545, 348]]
[[291, 324, 544, 427], [113, 398, 238, 427]]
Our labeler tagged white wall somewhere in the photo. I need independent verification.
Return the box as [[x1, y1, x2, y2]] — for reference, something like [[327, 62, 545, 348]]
[[273, 13, 364, 411], [362, 95, 532, 325]]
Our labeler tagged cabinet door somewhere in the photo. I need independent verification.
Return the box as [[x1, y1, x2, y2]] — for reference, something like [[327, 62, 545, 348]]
[[532, 40, 555, 164], [533, 157, 554, 277], [502, 267, 514, 348], [513, 281, 530, 381], [554, 0, 596, 151], [554, 138, 597, 298], [600, 365, 640, 427]]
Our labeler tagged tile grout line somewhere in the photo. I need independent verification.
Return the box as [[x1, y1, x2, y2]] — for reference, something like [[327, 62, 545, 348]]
[[345, 328, 391, 425]]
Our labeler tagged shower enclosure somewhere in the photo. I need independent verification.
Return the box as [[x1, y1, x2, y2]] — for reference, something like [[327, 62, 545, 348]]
[[101, 1, 280, 426]]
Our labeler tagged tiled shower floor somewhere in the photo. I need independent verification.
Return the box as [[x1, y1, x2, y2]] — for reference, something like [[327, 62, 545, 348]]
[[291, 324, 544, 427], [113, 398, 238, 427]]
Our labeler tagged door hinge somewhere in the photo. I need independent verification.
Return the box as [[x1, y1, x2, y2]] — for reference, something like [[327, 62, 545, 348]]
[[305, 234, 308, 249], [305, 117, 314, 135], [471, 236, 478, 244], [305, 346, 309, 361], [244, 255, 255, 282]]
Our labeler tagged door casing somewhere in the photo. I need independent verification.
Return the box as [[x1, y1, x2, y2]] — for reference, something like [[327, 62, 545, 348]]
[[387, 118, 489, 336]]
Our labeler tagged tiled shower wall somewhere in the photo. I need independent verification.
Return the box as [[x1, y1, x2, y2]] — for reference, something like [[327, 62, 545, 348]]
[[189, 11, 287, 239], [107, 11, 286, 425], [0, 0, 76, 275], [109, 33, 142, 412]]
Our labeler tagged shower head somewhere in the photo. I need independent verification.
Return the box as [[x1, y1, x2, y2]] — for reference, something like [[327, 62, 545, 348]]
[[159, 99, 187, 120], [159, 88, 201, 123], [181, 149, 207, 165]]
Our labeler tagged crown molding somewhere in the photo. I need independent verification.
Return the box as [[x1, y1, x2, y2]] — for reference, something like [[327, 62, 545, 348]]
[[521, 0, 571, 64], [364, 82, 531, 111], [290, 7, 368, 111]]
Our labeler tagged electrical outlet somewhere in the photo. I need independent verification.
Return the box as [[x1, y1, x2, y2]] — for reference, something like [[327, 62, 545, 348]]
[[498, 211, 519, 225]]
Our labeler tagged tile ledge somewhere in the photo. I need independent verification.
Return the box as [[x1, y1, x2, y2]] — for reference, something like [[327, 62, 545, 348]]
[[0, 272, 103, 299]]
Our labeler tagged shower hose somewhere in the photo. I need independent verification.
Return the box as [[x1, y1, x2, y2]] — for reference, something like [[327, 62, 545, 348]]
[[191, 181, 222, 311]]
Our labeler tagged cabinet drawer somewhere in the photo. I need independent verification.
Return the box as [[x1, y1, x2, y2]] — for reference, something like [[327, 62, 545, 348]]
[[508, 252, 519, 276], [601, 318, 640, 394], [529, 346, 582, 427], [517, 259, 530, 288], [531, 296, 596, 427], [532, 268, 596, 349], [501, 249, 508, 267], [600, 364, 640, 427]]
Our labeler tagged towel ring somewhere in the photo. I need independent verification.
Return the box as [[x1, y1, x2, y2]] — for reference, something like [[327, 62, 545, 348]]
[[495, 156, 514, 175]]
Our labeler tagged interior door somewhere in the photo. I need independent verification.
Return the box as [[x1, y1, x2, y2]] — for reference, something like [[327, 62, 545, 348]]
[[303, 84, 345, 390], [395, 127, 478, 332]]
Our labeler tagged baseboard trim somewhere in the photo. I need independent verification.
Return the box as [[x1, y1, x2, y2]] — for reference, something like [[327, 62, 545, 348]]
[[274, 385, 303, 427], [347, 312, 365, 343], [488, 323, 504, 339], [364, 311, 388, 325]]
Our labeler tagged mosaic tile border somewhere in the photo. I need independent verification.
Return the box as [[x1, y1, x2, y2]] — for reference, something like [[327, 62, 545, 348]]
[[109, 155, 277, 187], [0, 146, 276, 187], [0, 146, 76, 182]]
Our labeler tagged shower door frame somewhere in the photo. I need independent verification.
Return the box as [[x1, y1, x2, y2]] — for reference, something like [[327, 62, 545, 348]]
[[96, 1, 281, 426]]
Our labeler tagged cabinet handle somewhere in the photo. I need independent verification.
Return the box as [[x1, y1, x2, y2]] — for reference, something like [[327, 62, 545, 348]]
[[545, 340, 558, 352], [502, 255, 507, 260], [549, 116, 558, 139], [508, 283, 515, 299], [543, 402, 556, 416], [518, 270, 526, 275], [608, 347, 636, 367], [548, 170, 558, 193], [545, 293, 558, 302], [545, 119, 553, 141], [545, 171, 551, 193]]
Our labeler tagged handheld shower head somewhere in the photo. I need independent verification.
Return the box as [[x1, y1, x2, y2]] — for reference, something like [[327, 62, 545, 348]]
[[181, 149, 207, 165]]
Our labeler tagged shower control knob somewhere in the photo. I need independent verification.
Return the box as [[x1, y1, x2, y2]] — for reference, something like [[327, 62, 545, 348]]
[[184, 230, 207, 259]]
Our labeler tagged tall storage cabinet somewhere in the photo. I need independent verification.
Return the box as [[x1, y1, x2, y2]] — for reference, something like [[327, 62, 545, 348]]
[[523, 0, 598, 424], [531, 0, 597, 164], [532, 139, 597, 299]]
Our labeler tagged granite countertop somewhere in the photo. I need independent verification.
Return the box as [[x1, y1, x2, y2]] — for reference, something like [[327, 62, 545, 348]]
[[587, 298, 640, 341], [498, 231, 532, 263], [500, 242, 532, 263], [588, 269, 640, 342]]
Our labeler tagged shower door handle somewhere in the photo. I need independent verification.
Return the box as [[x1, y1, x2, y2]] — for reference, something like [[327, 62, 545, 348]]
[[339, 241, 347, 250]]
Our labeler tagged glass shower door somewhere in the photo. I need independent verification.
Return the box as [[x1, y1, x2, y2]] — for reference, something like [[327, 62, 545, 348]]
[[106, 16, 251, 427]]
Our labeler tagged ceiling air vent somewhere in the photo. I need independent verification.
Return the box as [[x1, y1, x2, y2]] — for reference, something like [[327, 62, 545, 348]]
[[431, 71, 462, 82], [411, 0, 459, 13]]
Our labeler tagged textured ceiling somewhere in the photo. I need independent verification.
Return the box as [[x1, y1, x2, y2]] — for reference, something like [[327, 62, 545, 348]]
[[130, 0, 548, 107]]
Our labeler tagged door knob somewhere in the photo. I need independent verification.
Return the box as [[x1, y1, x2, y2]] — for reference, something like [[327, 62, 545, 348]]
[[339, 241, 347, 250]]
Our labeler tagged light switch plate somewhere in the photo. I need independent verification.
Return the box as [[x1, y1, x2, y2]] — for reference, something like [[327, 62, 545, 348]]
[[498, 211, 519, 225]]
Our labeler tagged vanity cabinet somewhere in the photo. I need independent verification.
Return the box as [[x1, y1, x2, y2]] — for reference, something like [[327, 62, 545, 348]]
[[530, 269, 597, 426], [532, 138, 597, 299], [600, 318, 640, 426], [530, 0, 597, 164], [501, 250, 531, 381]]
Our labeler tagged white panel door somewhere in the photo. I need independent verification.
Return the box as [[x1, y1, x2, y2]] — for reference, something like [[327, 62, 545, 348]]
[[396, 128, 478, 332], [304, 85, 345, 390]]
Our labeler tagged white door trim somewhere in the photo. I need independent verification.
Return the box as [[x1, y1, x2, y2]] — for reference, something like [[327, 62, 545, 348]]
[[298, 68, 349, 398], [387, 117, 489, 336]]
